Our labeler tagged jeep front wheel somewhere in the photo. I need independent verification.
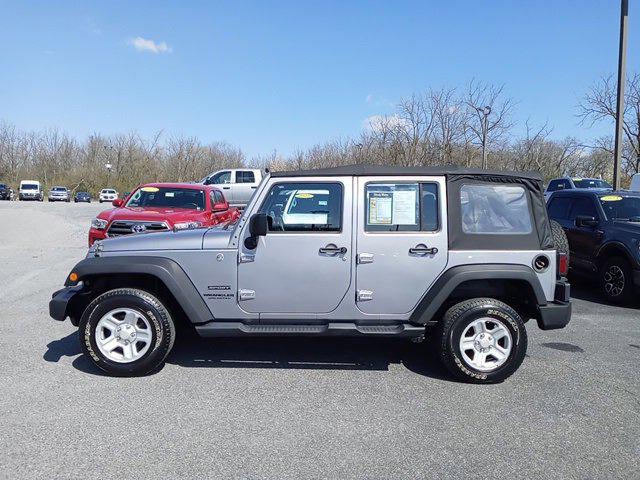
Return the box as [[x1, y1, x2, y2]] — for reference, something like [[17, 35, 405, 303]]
[[436, 298, 527, 384], [79, 288, 176, 376]]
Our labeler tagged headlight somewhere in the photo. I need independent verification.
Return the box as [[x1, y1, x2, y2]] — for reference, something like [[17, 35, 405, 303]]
[[91, 218, 108, 230], [173, 221, 203, 231]]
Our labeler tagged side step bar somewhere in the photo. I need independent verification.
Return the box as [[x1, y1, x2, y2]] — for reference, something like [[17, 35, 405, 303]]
[[195, 322, 425, 338]]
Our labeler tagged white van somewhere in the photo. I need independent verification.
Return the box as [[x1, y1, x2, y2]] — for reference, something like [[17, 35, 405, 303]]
[[630, 173, 640, 192], [19, 180, 44, 201]]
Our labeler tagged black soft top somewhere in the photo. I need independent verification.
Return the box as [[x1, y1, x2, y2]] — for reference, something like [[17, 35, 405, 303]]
[[271, 163, 542, 181]]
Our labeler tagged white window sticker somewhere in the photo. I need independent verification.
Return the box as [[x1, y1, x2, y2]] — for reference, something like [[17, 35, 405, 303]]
[[165, 192, 175, 197], [392, 190, 417, 225], [368, 192, 393, 224]]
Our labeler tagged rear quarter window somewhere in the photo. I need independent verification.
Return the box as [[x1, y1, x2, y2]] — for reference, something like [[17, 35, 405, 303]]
[[460, 184, 533, 234]]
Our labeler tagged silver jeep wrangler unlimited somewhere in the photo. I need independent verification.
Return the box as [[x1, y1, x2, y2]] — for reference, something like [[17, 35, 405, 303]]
[[50, 165, 571, 383]]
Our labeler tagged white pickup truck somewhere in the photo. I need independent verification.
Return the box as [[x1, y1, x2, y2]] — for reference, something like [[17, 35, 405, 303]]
[[200, 169, 263, 208]]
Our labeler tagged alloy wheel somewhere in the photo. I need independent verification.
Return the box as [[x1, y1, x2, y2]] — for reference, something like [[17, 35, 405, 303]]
[[459, 317, 513, 372]]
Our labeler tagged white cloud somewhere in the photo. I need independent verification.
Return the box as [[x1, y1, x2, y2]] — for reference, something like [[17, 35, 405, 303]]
[[363, 114, 410, 133], [127, 36, 172, 54], [365, 94, 374, 103]]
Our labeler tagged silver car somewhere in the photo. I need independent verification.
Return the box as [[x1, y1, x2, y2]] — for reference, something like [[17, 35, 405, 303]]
[[48, 186, 70, 202], [50, 164, 571, 383]]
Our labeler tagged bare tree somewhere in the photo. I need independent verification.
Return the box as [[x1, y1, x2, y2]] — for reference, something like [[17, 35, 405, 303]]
[[578, 73, 640, 174], [464, 80, 515, 167]]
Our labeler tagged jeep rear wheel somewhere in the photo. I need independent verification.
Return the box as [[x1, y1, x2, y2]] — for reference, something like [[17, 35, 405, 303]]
[[436, 298, 527, 383], [79, 288, 176, 376], [599, 257, 633, 304]]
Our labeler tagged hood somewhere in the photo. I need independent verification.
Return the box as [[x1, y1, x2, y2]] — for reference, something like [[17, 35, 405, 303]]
[[91, 228, 208, 254], [202, 227, 234, 249], [99, 206, 205, 224], [611, 220, 640, 234]]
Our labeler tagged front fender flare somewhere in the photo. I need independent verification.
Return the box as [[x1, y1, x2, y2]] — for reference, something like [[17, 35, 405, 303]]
[[65, 256, 213, 324]]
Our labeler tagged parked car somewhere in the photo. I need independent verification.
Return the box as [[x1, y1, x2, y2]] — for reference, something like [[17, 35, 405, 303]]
[[0, 183, 11, 200], [19, 180, 44, 201], [547, 189, 640, 303], [51, 165, 571, 381], [88, 183, 241, 246], [48, 186, 70, 202], [200, 168, 263, 208], [630, 173, 640, 192], [74, 191, 91, 203], [99, 189, 118, 203], [544, 177, 612, 201]]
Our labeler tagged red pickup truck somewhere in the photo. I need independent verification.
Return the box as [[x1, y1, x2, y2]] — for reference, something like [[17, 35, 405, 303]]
[[89, 183, 241, 246]]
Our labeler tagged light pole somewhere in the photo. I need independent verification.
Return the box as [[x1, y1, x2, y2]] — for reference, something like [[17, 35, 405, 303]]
[[613, 0, 629, 190], [472, 105, 492, 169], [103, 145, 114, 187]]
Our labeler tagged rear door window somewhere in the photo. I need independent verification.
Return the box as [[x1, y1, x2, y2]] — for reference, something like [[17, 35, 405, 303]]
[[460, 184, 532, 234], [548, 197, 571, 219], [364, 183, 438, 232], [568, 197, 597, 220], [236, 171, 255, 183]]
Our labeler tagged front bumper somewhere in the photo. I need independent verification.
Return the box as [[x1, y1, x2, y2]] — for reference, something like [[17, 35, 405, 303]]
[[537, 279, 571, 330], [49, 285, 84, 324]]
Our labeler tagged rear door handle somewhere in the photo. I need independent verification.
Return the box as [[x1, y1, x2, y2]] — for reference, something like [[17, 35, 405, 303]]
[[409, 244, 438, 255], [319, 244, 347, 255]]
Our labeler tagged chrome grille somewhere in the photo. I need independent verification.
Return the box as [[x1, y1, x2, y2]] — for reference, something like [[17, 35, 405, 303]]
[[107, 220, 169, 237]]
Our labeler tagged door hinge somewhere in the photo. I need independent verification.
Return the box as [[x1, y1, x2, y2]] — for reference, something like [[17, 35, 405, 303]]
[[356, 290, 373, 301], [357, 253, 374, 264], [238, 289, 255, 301], [239, 253, 255, 263]]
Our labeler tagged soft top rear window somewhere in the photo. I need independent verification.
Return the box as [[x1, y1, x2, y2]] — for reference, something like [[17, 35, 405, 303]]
[[460, 184, 532, 234]]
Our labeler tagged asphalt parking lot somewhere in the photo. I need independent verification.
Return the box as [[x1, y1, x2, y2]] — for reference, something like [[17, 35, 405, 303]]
[[0, 200, 638, 480]]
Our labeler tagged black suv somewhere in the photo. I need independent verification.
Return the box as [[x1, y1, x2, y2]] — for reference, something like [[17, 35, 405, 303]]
[[0, 183, 11, 200], [547, 190, 640, 303]]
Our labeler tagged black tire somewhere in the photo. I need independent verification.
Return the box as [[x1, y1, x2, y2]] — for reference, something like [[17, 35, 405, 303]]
[[599, 256, 633, 304], [550, 220, 570, 268], [435, 298, 528, 384], [79, 288, 176, 376]]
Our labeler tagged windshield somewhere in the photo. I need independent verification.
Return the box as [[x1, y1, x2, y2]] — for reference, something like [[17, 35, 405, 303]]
[[126, 187, 206, 210], [599, 195, 640, 221], [52, 187, 66, 191], [573, 179, 612, 189], [22, 184, 38, 190]]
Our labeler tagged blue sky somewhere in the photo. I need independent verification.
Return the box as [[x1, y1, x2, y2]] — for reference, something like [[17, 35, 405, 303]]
[[0, 0, 638, 159]]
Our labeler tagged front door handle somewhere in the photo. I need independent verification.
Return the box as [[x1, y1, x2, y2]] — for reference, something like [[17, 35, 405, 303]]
[[319, 243, 347, 255], [409, 244, 438, 255], [222, 186, 231, 190]]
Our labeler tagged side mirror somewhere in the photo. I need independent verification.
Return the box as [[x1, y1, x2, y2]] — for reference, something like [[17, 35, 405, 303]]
[[244, 213, 268, 249], [575, 215, 598, 228], [112, 199, 124, 207], [212, 201, 227, 212]]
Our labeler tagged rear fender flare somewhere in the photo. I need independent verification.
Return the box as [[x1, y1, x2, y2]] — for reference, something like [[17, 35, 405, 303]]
[[410, 264, 547, 325]]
